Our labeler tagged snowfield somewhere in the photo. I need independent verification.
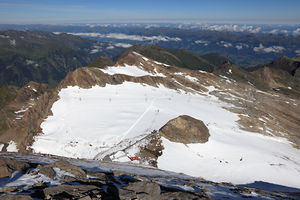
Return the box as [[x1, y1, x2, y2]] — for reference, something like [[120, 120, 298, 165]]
[[31, 78, 300, 189], [100, 64, 165, 77], [6, 141, 18, 152]]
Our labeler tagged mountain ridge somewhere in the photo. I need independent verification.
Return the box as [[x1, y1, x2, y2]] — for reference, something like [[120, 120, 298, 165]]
[[116, 44, 232, 72], [0, 30, 123, 87], [0, 45, 300, 191]]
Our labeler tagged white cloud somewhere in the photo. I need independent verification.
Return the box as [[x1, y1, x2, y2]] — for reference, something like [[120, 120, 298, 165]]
[[202, 24, 262, 34], [90, 44, 103, 54], [253, 44, 285, 53], [293, 28, 300, 36], [295, 50, 300, 56], [25, 59, 35, 65], [280, 30, 289, 35], [269, 29, 289, 35], [90, 49, 100, 54], [106, 45, 115, 50], [235, 45, 243, 50], [68, 32, 181, 42], [145, 24, 160, 29], [0, 35, 9, 38], [269, 29, 279, 34], [195, 40, 209, 46], [235, 43, 249, 50], [114, 43, 133, 48], [217, 41, 232, 48], [249, 27, 262, 33], [89, 42, 132, 53], [9, 39, 16, 46]]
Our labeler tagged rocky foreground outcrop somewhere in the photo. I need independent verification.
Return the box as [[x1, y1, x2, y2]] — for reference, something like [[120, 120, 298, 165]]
[[0, 154, 211, 200], [1, 153, 299, 200], [0, 157, 30, 178]]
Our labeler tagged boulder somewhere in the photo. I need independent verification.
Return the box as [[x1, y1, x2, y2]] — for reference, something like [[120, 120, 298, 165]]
[[122, 181, 161, 200], [61, 175, 77, 182], [159, 115, 210, 144], [0, 157, 30, 178], [43, 185, 101, 199], [161, 191, 211, 200], [37, 165, 56, 179], [0, 186, 18, 193], [29, 181, 48, 189], [49, 160, 86, 178], [86, 171, 109, 181], [0, 165, 12, 178], [118, 188, 136, 200]]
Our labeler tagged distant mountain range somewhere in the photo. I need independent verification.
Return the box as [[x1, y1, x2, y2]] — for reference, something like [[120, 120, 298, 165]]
[[1, 30, 300, 98], [1, 23, 299, 35], [0, 30, 123, 87], [1, 24, 300, 67]]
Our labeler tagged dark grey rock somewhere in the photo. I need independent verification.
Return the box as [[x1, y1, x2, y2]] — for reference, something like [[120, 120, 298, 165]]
[[61, 175, 77, 182], [0, 157, 30, 178], [0, 194, 33, 200], [37, 165, 56, 179], [43, 184, 101, 199], [118, 188, 136, 200], [49, 160, 86, 178], [124, 181, 160, 200], [87, 171, 109, 181], [161, 191, 211, 200], [0, 186, 18, 193]]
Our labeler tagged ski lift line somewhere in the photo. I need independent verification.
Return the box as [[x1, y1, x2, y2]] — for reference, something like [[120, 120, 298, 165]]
[[120, 98, 156, 138]]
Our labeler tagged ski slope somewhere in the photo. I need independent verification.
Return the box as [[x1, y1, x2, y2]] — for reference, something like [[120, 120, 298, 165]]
[[99, 64, 166, 77], [100, 64, 154, 77], [31, 74, 300, 189]]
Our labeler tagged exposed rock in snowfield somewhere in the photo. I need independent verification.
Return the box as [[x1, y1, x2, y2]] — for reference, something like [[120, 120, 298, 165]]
[[159, 115, 210, 144]]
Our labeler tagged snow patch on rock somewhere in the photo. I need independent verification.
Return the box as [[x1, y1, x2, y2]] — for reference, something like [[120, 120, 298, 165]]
[[6, 141, 18, 152], [100, 64, 164, 77]]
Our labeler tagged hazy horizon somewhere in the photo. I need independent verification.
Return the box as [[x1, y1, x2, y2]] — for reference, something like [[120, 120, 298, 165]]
[[0, 0, 299, 25]]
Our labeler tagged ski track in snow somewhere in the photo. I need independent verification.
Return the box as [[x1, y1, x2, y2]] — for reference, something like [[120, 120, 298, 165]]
[[31, 81, 300, 189], [122, 97, 156, 138]]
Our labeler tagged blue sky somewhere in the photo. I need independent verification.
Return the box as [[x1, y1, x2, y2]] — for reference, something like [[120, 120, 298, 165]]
[[0, 0, 299, 24]]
